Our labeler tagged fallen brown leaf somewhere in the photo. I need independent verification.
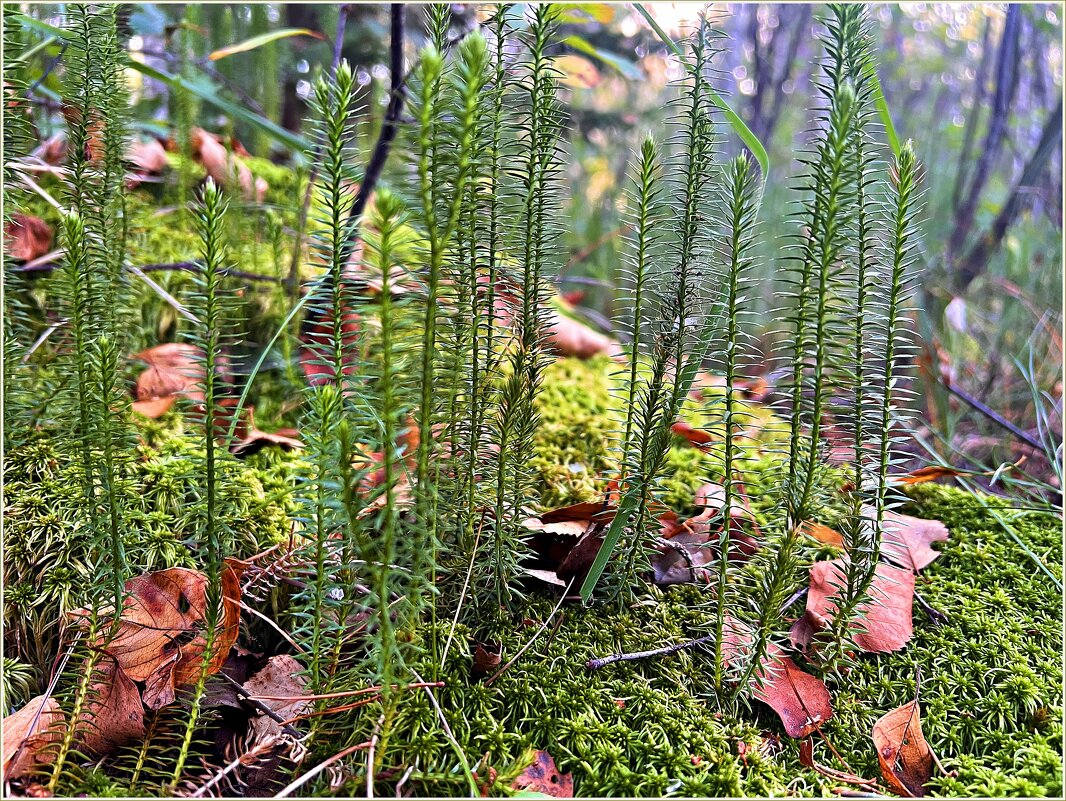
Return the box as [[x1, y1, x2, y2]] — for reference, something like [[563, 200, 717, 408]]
[[126, 138, 169, 174], [792, 559, 915, 654], [546, 308, 614, 359], [872, 701, 934, 797], [881, 511, 949, 572], [5, 214, 53, 262], [131, 343, 205, 417], [890, 465, 964, 486], [74, 559, 246, 710], [671, 420, 714, 446], [511, 749, 573, 798], [800, 521, 844, 548], [191, 127, 266, 202], [1, 695, 64, 781], [81, 657, 146, 755], [722, 617, 834, 738], [244, 654, 310, 743]]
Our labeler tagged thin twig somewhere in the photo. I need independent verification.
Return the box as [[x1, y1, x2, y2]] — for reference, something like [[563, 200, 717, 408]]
[[442, 511, 486, 666], [944, 381, 1047, 454], [128, 265, 199, 322], [218, 672, 305, 742], [586, 633, 714, 671], [410, 670, 479, 797]]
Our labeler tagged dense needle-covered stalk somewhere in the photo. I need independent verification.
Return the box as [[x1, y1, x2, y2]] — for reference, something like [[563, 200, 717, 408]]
[[486, 4, 564, 609], [579, 20, 720, 604], [714, 153, 761, 703]]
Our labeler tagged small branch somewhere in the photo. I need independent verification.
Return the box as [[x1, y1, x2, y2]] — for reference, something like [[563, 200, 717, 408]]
[[15, 259, 285, 284], [587, 633, 715, 671], [944, 380, 1047, 454], [218, 672, 305, 742]]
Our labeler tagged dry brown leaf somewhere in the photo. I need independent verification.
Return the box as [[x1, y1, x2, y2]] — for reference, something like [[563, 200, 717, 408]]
[[546, 308, 614, 358], [472, 641, 503, 676], [243, 654, 310, 744], [299, 308, 361, 387], [511, 749, 573, 798], [872, 701, 934, 797], [555, 54, 601, 89], [890, 465, 964, 486], [131, 343, 205, 417], [126, 138, 169, 174], [81, 657, 146, 755], [671, 420, 714, 446], [74, 560, 246, 710], [881, 511, 949, 572], [800, 521, 844, 548], [722, 617, 834, 738], [5, 214, 53, 262], [793, 559, 915, 654], [1, 695, 64, 781], [230, 407, 303, 458], [191, 127, 266, 202]]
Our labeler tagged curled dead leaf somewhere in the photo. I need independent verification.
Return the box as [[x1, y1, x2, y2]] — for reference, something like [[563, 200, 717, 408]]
[[872, 701, 935, 797], [73, 559, 246, 710], [191, 127, 267, 202], [81, 657, 146, 756], [5, 214, 53, 262], [1, 695, 64, 781], [721, 616, 834, 738], [126, 138, 169, 174], [131, 343, 205, 417], [671, 420, 714, 447], [546, 308, 614, 359], [890, 465, 964, 486]]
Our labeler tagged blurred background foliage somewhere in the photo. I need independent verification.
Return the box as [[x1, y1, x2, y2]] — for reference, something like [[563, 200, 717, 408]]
[[9, 2, 1063, 500]]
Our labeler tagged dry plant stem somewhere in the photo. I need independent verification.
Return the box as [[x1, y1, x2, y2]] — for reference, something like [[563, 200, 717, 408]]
[[256, 681, 444, 703], [367, 712, 386, 798], [484, 579, 575, 686], [190, 736, 278, 798], [586, 633, 715, 671], [274, 741, 372, 799], [410, 670, 480, 797], [442, 513, 486, 666]]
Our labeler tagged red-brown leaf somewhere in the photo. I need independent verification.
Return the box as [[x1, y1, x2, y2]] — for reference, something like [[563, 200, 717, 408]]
[[881, 511, 949, 572], [511, 749, 573, 798], [5, 214, 53, 262], [722, 617, 834, 738], [794, 559, 915, 654], [872, 701, 935, 797], [671, 420, 714, 446], [73, 559, 247, 710], [1, 696, 64, 781], [81, 657, 146, 755]]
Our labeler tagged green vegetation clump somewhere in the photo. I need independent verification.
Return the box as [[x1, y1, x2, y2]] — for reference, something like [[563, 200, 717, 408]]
[[2, 432, 297, 687], [529, 355, 616, 508]]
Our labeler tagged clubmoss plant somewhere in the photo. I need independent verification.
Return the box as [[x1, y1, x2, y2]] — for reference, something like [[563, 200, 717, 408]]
[[580, 18, 721, 604], [170, 178, 237, 785]]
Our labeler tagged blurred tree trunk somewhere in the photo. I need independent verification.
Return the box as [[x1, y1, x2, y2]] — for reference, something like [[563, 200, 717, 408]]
[[957, 96, 1063, 291], [745, 4, 811, 147], [948, 5, 1022, 271]]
